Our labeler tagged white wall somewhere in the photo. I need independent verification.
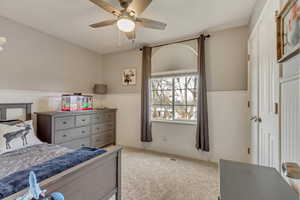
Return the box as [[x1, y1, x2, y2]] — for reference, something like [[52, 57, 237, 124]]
[[249, 0, 268, 33], [0, 16, 103, 93], [250, 0, 300, 191], [102, 26, 250, 163], [100, 91, 250, 162]]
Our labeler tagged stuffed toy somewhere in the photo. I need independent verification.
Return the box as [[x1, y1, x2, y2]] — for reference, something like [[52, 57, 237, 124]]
[[17, 171, 64, 200]]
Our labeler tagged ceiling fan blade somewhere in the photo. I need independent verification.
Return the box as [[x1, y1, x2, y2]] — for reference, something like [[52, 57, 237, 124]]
[[89, 0, 121, 16], [90, 19, 117, 28], [136, 18, 167, 30], [128, 0, 152, 15], [125, 31, 136, 40]]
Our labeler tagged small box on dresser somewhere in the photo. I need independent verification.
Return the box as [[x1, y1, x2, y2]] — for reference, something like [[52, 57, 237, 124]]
[[35, 109, 116, 149]]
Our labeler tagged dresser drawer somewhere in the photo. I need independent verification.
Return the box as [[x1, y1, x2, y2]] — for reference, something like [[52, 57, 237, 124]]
[[91, 132, 114, 147], [55, 116, 75, 130], [60, 137, 90, 149], [91, 114, 103, 124], [75, 115, 91, 127], [103, 112, 114, 122], [55, 126, 90, 144], [92, 123, 114, 134]]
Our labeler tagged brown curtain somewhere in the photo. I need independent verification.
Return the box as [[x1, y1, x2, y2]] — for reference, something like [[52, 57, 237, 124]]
[[196, 35, 209, 151], [141, 46, 153, 142]]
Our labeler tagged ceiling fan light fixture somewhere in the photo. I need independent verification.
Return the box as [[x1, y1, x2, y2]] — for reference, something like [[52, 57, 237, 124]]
[[117, 18, 135, 32]]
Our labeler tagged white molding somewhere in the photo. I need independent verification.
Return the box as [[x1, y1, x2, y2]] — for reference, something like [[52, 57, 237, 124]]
[[249, 0, 280, 40]]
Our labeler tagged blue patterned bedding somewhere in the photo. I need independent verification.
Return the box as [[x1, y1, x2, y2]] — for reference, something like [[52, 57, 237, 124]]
[[0, 144, 106, 199]]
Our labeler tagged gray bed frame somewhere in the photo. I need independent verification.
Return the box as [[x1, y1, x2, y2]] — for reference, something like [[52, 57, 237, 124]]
[[0, 103, 122, 200]]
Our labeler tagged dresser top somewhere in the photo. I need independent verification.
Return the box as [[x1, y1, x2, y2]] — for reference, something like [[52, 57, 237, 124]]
[[220, 160, 298, 200], [35, 108, 117, 116]]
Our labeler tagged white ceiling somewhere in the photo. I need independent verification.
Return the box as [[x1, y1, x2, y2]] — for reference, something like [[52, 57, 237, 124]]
[[0, 0, 256, 55]]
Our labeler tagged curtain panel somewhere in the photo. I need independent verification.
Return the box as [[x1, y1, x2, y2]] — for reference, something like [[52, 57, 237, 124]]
[[196, 35, 210, 151], [141, 46, 153, 142]]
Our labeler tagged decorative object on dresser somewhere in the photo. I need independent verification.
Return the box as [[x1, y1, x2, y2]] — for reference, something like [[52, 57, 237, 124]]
[[93, 84, 108, 94], [61, 94, 93, 111], [35, 109, 116, 149]]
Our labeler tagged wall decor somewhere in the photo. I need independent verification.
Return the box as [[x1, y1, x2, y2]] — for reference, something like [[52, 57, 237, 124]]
[[122, 68, 136, 86], [277, 0, 300, 62]]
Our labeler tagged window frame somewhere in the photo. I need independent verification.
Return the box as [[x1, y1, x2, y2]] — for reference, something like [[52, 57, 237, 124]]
[[150, 72, 198, 124]]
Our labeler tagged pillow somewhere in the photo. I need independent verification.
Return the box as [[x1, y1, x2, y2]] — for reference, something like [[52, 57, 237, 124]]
[[0, 120, 42, 153]]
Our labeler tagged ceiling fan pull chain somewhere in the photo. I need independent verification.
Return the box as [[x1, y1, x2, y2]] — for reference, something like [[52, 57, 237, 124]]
[[118, 29, 122, 47]]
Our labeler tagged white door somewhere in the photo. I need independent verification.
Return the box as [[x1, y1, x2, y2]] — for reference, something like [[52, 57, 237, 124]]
[[248, 29, 260, 165], [257, 0, 280, 169]]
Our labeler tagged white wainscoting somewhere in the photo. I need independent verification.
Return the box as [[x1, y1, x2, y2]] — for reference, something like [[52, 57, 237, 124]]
[[281, 76, 300, 192], [100, 90, 250, 163]]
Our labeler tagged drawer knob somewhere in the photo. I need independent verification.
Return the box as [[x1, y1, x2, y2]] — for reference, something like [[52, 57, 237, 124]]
[[82, 119, 86, 122], [81, 131, 86, 134], [62, 121, 67, 125], [62, 134, 67, 137]]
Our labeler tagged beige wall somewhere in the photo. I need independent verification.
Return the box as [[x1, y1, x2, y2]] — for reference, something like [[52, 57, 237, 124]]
[[100, 25, 250, 162], [206, 26, 248, 91], [102, 26, 249, 93], [0, 16, 103, 93]]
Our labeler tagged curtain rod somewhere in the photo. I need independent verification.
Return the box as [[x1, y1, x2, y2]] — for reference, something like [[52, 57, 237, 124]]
[[141, 34, 210, 50]]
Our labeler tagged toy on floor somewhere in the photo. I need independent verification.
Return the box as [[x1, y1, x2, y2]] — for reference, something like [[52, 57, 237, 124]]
[[16, 171, 64, 200]]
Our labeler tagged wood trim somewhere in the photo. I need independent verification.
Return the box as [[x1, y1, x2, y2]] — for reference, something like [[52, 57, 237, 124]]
[[276, 0, 300, 62], [3, 146, 122, 200], [0, 103, 33, 120]]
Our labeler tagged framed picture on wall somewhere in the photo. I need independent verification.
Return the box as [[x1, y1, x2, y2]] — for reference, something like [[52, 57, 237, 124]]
[[122, 68, 136, 86], [277, 0, 300, 63]]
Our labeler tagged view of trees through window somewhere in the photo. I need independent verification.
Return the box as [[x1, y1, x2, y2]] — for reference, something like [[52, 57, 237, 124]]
[[151, 75, 198, 122]]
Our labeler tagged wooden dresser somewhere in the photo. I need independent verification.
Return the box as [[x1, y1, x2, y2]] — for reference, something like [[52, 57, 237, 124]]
[[219, 160, 298, 200], [35, 109, 116, 149]]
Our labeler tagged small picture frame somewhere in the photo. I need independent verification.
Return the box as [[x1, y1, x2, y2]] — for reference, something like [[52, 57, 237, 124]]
[[277, 0, 300, 63], [122, 68, 136, 86]]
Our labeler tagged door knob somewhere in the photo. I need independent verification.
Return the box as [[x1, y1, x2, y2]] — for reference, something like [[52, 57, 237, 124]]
[[250, 116, 258, 122], [257, 117, 262, 123]]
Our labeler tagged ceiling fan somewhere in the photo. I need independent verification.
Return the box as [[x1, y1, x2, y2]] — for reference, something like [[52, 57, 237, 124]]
[[89, 0, 167, 40]]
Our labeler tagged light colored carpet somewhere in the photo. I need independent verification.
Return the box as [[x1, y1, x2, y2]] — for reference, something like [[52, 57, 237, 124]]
[[113, 147, 219, 200]]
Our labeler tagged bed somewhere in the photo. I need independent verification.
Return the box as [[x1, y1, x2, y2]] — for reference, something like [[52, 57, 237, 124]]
[[0, 103, 122, 200]]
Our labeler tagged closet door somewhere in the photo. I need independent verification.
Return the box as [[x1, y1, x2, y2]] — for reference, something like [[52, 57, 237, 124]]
[[257, 0, 280, 169], [248, 29, 260, 165]]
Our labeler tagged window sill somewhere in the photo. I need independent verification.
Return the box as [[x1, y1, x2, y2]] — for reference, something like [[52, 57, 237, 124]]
[[151, 120, 197, 126]]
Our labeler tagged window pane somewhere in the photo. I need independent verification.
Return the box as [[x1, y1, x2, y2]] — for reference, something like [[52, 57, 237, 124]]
[[151, 79, 162, 90], [152, 106, 173, 120], [151, 90, 162, 105], [174, 106, 187, 120], [187, 106, 197, 120], [174, 77, 186, 90], [175, 89, 186, 105], [161, 90, 173, 105], [186, 76, 198, 89], [187, 89, 197, 105], [161, 78, 173, 90]]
